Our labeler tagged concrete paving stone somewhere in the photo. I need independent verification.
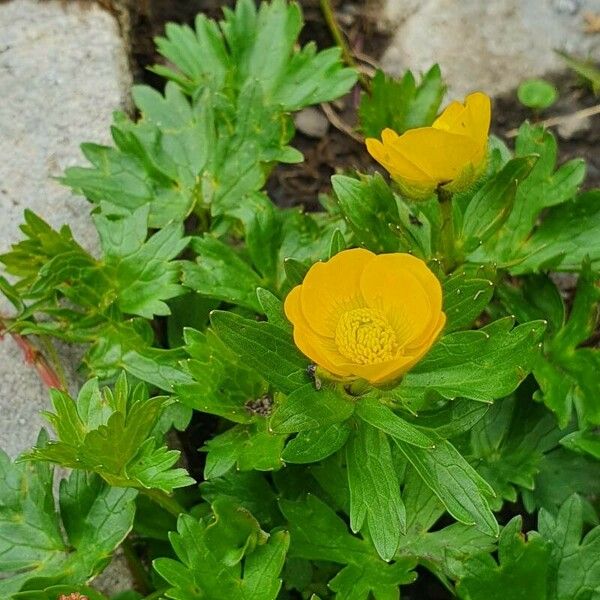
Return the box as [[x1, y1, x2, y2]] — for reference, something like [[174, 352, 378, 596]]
[[0, 0, 131, 459], [380, 0, 600, 98]]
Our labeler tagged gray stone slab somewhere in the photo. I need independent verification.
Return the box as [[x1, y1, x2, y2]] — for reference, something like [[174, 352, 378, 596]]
[[0, 0, 131, 456], [381, 0, 600, 98]]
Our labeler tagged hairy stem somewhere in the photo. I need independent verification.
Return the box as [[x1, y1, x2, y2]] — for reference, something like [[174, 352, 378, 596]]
[[437, 187, 456, 272]]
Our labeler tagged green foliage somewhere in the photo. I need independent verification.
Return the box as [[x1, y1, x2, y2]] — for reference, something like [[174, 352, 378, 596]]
[[26, 375, 194, 493], [1, 1, 600, 598], [359, 65, 446, 137], [517, 78, 559, 110], [154, 501, 289, 600], [152, 0, 357, 109], [0, 440, 136, 597]]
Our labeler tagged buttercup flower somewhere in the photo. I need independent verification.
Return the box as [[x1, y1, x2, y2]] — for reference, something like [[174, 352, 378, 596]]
[[284, 248, 446, 385], [366, 92, 491, 199]]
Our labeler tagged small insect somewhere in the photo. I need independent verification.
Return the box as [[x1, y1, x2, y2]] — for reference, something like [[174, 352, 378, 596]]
[[245, 394, 273, 416], [306, 363, 322, 390]]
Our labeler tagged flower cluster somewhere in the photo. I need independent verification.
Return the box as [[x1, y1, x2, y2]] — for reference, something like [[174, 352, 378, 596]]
[[286, 93, 491, 384]]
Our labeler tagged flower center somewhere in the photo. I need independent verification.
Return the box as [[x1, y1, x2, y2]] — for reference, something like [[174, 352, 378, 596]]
[[335, 308, 398, 365]]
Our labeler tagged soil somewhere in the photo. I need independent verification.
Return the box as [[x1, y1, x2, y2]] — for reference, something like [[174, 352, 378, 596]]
[[99, 1, 599, 597]]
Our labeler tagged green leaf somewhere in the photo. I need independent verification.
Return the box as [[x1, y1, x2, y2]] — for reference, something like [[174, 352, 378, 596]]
[[395, 436, 498, 537], [283, 257, 310, 287], [256, 287, 291, 332], [359, 65, 445, 137], [99, 208, 189, 319], [560, 429, 600, 460], [153, 0, 357, 110], [538, 494, 600, 600], [355, 397, 434, 448], [280, 494, 417, 599], [182, 235, 263, 311], [517, 79, 558, 109], [270, 385, 355, 433], [522, 448, 600, 515], [210, 310, 309, 393], [512, 190, 600, 273], [26, 376, 194, 493], [473, 123, 586, 270], [177, 328, 266, 424], [0, 449, 136, 596], [282, 423, 351, 464], [203, 423, 285, 478], [442, 268, 494, 333], [154, 509, 289, 600], [459, 156, 536, 254], [469, 395, 561, 508], [395, 318, 546, 403], [332, 174, 400, 253], [62, 84, 210, 227], [457, 516, 550, 600], [525, 262, 600, 427], [346, 421, 405, 561]]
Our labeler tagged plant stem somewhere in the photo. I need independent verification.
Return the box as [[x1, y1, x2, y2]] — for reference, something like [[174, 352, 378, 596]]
[[0, 318, 65, 391], [319, 0, 370, 90], [437, 187, 456, 272], [142, 488, 186, 518]]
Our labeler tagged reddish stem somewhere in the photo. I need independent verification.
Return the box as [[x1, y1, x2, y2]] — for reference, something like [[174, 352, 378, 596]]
[[0, 320, 65, 391]]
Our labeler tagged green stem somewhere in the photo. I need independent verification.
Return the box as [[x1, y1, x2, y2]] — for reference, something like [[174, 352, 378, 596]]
[[319, 0, 370, 90], [438, 187, 456, 273], [142, 488, 186, 518]]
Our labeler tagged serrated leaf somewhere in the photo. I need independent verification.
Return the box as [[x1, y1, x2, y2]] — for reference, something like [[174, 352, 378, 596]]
[[26, 376, 194, 493], [346, 421, 405, 561], [203, 423, 285, 478], [0, 452, 135, 596], [270, 385, 354, 433], [280, 494, 417, 599], [282, 422, 351, 464], [359, 65, 445, 137], [457, 516, 550, 600], [395, 436, 498, 537], [395, 318, 546, 403], [332, 174, 400, 253], [182, 235, 263, 311], [210, 310, 309, 393], [459, 156, 536, 254], [538, 495, 600, 600], [442, 269, 495, 333], [473, 123, 586, 269], [469, 396, 561, 508], [153, 509, 289, 600], [512, 190, 600, 273], [153, 0, 356, 110]]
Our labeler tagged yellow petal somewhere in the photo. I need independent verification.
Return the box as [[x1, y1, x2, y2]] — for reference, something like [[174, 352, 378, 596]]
[[359, 253, 433, 347], [285, 285, 354, 376], [391, 127, 480, 182], [299, 248, 375, 337], [366, 134, 430, 181]]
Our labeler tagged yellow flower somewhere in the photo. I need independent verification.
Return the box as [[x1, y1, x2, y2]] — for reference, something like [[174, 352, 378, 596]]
[[284, 248, 446, 385], [366, 92, 491, 199]]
